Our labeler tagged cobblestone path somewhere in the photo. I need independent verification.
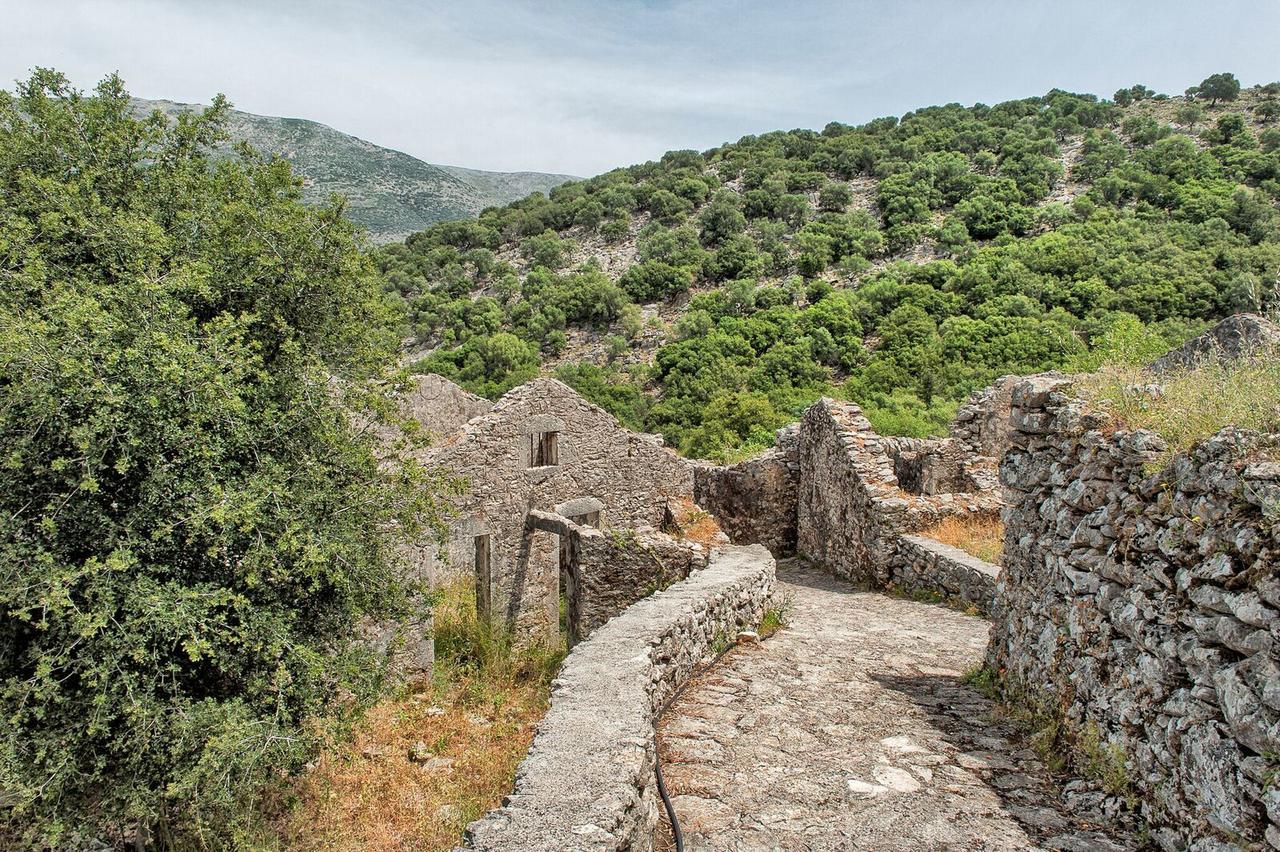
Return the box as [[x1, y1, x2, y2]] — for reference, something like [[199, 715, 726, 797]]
[[656, 561, 1133, 851]]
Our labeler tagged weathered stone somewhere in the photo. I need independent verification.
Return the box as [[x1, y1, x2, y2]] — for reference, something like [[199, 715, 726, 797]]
[[460, 545, 775, 851], [989, 376, 1279, 849]]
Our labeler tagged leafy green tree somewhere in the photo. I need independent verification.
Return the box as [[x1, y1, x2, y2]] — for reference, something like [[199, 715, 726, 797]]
[[1197, 72, 1241, 107], [520, 229, 571, 269], [818, 182, 853, 211], [619, 261, 693, 301], [1175, 102, 1206, 129], [698, 190, 748, 244], [0, 71, 438, 844]]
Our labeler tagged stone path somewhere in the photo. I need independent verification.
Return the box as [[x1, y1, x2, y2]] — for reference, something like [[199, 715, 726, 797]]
[[655, 561, 1133, 851]]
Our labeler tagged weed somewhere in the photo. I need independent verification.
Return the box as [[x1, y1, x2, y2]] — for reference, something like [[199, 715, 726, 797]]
[[267, 577, 565, 850], [757, 592, 794, 638], [1077, 348, 1280, 469]]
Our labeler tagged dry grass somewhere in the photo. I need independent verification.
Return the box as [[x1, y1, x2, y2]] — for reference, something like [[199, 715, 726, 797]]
[[664, 498, 727, 548], [267, 578, 564, 851], [920, 514, 1005, 564], [1076, 351, 1280, 467]]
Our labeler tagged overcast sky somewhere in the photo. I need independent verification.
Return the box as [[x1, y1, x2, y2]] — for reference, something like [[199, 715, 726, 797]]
[[3, 1, 1277, 176]]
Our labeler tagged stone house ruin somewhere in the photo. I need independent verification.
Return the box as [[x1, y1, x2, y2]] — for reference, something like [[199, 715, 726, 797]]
[[411, 376, 715, 645]]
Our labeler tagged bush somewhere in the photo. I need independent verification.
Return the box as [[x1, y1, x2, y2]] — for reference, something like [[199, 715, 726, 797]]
[[0, 71, 439, 845]]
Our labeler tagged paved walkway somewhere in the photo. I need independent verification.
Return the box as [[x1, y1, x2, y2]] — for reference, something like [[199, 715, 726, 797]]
[[656, 561, 1132, 851]]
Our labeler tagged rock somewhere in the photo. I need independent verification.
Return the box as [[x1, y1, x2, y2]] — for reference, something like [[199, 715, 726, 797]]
[[872, 765, 923, 793], [845, 778, 888, 798]]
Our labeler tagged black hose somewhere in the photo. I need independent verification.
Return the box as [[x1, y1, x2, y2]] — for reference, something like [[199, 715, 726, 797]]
[[653, 636, 754, 852], [655, 751, 685, 852]]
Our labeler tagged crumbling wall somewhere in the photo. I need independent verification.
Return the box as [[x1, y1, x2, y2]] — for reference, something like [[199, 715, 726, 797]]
[[563, 519, 708, 643], [460, 545, 776, 852], [989, 375, 1280, 850], [796, 398, 1001, 588], [694, 425, 799, 555], [950, 374, 1021, 458], [400, 372, 493, 439], [424, 379, 696, 640]]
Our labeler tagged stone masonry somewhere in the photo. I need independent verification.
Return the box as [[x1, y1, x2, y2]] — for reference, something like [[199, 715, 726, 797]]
[[421, 378, 697, 641], [460, 545, 776, 852], [693, 424, 800, 556], [989, 375, 1280, 850], [795, 397, 1002, 598]]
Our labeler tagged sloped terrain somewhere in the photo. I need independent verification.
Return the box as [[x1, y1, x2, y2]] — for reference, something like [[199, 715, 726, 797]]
[[379, 79, 1280, 461], [132, 98, 576, 242]]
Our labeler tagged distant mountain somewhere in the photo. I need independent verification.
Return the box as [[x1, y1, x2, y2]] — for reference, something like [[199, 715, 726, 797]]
[[131, 98, 577, 243]]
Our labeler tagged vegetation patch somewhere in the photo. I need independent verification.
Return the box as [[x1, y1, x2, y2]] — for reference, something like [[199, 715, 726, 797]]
[[268, 578, 563, 851], [382, 75, 1280, 461], [920, 514, 1005, 564], [961, 667, 1137, 806], [757, 591, 795, 638], [1077, 347, 1280, 466]]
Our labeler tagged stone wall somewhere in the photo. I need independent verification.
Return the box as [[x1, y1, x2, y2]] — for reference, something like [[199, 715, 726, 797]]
[[894, 535, 1000, 616], [423, 378, 697, 641], [460, 545, 776, 852], [400, 373, 493, 439], [694, 424, 799, 555], [557, 516, 709, 643], [949, 374, 1021, 458], [796, 398, 1001, 588], [989, 375, 1280, 850]]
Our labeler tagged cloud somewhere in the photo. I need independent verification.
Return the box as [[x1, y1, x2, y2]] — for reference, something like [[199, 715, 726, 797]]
[[3, 0, 1277, 176]]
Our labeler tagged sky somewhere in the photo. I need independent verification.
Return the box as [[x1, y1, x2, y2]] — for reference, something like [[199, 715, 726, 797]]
[[3, 0, 1278, 176]]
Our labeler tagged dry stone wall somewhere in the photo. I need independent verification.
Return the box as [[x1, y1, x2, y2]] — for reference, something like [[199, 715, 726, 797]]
[[694, 424, 799, 555], [896, 534, 1001, 616], [424, 378, 696, 640], [555, 515, 709, 643], [989, 375, 1280, 850], [796, 398, 1002, 593], [460, 545, 776, 852]]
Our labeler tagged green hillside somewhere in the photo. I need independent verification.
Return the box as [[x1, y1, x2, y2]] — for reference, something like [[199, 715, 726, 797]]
[[132, 98, 576, 243], [380, 76, 1280, 460]]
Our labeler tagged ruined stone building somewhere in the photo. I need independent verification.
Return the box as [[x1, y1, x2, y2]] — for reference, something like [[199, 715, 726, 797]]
[[409, 376, 709, 644]]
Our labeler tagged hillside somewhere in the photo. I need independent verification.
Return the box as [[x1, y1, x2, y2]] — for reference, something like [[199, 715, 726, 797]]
[[379, 77, 1280, 460], [132, 98, 576, 242]]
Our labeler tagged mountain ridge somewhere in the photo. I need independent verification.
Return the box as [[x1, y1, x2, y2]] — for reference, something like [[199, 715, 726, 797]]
[[131, 97, 578, 243]]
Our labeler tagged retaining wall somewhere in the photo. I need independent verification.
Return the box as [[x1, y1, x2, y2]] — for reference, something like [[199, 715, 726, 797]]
[[895, 535, 1001, 616], [460, 544, 776, 851], [796, 398, 1001, 589], [989, 375, 1280, 850]]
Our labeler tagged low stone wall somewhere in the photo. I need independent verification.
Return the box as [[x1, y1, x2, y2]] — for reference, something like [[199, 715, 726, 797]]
[[989, 375, 1280, 850], [694, 425, 799, 555], [571, 524, 708, 642], [895, 535, 1000, 616], [796, 398, 1001, 588], [460, 544, 776, 851]]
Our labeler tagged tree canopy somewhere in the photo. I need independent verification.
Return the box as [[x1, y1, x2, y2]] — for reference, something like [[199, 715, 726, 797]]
[[0, 70, 435, 846], [378, 73, 1279, 460]]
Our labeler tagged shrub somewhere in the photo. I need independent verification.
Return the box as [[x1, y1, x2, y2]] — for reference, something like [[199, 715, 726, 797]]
[[0, 71, 440, 845]]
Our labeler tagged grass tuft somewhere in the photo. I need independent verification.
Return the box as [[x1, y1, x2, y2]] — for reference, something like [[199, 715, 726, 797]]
[[266, 578, 564, 851], [1077, 350, 1280, 467]]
